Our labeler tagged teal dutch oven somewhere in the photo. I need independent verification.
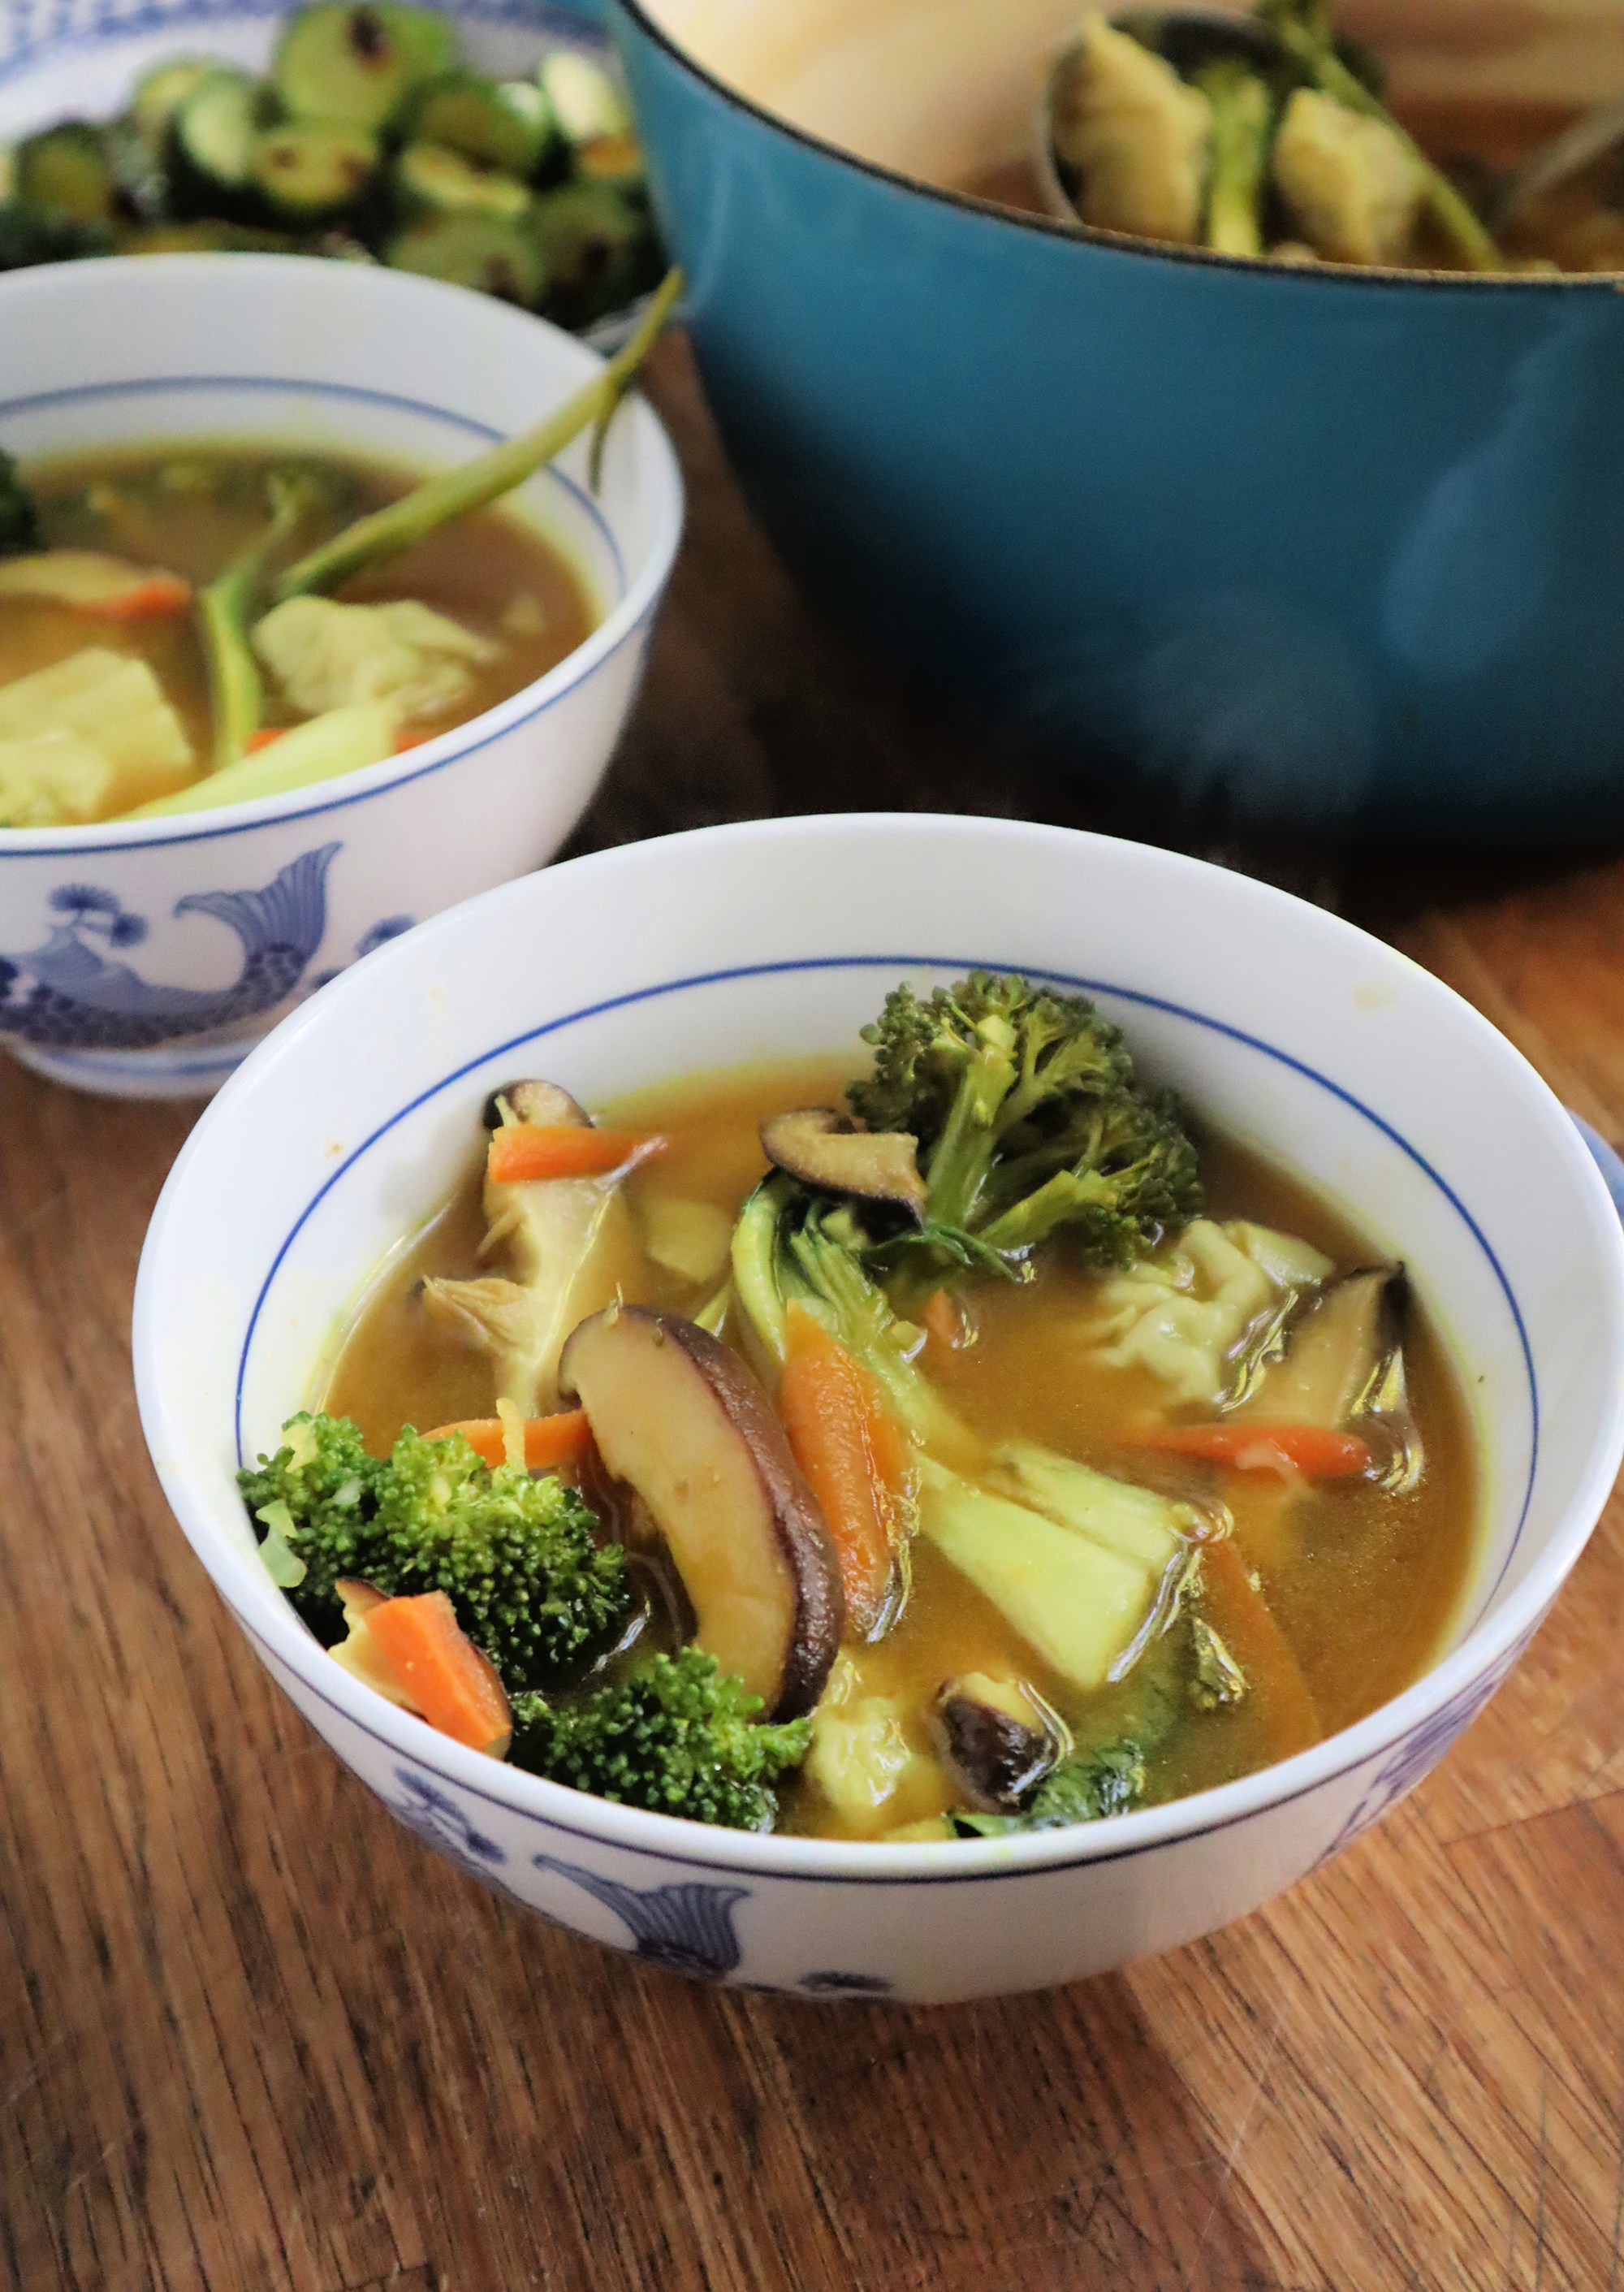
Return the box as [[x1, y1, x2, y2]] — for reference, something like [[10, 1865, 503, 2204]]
[[610, 0, 1624, 841]]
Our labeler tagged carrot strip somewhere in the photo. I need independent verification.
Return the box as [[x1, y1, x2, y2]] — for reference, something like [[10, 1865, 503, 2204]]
[[424, 1409, 592, 1472], [922, 1288, 965, 1353], [91, 573, 193, 620], [244, 728, 286, 754], [779, 1301, 908, 1639], [365, 1590, 512, 1754], [486, 1122, 667, 1186], [1197, 1536, 1320, 1758], [1123, 1421, 1371, 1477]]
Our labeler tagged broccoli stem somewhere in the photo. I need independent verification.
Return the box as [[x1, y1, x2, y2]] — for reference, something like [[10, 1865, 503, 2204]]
[[1263, 2, 1501, 271], [1199, 62, 1273, 259], [918, 1026, 1016, 1230], [274, 265, 684, 603]]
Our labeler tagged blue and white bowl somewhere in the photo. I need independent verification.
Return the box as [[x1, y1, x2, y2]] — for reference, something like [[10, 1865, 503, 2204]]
[[0, 253, 681, 1096], [132, 814, 1624, 2001]]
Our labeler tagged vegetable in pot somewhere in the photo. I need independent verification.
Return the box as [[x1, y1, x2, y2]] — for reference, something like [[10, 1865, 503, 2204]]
[[1050, 15, 1212, 245], [1199, 58, 1275, 256], [1272, 85, 1423, 266]]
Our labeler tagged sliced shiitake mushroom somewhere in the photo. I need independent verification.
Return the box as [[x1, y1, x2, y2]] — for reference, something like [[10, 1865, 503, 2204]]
[[1237, 1263, 1419, 1485], [931, 1672, 1066, 1813], [760, 1107, 927, 1224], [481, 1076, 589, 1130], [559, 1305, 844, 1718]]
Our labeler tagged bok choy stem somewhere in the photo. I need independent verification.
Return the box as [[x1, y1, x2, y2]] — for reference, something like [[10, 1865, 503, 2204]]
[[273, 266, 684, 604], [198, 472, 315, 768]]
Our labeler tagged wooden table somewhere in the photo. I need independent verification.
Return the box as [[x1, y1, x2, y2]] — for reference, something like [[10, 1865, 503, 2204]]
[[6, 336, 1624, 2292]]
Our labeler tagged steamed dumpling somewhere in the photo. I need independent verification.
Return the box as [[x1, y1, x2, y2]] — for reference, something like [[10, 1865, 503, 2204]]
[[1051, 15, 1212, 246]]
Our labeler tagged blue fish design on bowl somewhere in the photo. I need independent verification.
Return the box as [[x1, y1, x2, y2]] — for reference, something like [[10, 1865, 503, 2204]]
[[0, 844, 339, 1051], [533, 1851, 749, 1980]]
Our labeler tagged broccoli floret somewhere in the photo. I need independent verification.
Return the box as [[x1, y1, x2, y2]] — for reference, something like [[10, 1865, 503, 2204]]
[[952, 1740, 1147, 1837], [848, 971, 1201, 1270], [0, 448, 41, 560], [239, 1412, 633, 1689], [510, 1650, 812, 1831], [1199, 58, 1274, 258]]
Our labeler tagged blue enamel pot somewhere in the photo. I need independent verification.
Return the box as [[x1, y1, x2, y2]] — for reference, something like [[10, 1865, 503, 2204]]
[[610, 0, 1624, 841]]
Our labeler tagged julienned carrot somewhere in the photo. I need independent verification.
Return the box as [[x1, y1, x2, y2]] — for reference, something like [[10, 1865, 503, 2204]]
[[1196, 1537, 1320, 1758], [779, 1301, 909, 1638], [1124, 1421, 1371, 1477], [922, 1288, 965, 1353], [244, 728, 286, 754], [93, 573, 193, 620], [486, 1122, 667, 1186], [424, 1409, 593, 1472], [365, 1589, 512, 1755]]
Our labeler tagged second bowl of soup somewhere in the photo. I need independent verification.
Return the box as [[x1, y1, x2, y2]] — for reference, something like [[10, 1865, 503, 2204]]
[[0, 253, 682, 1097], [132, 814, 1624, 1999]]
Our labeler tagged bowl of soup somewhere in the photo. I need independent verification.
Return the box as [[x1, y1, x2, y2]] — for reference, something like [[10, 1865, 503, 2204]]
[[0, 251, 681, 1096], [132, 813, 1624, 2000], [607, 0, 1624, 840]]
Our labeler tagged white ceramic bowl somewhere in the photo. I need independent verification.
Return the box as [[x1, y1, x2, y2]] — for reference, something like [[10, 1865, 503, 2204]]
[[0, 254, 682, 1096], [133, 815, 1624, 2001]]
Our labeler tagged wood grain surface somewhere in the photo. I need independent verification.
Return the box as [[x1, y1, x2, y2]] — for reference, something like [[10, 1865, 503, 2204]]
[[4, 336, 1624, 2292]]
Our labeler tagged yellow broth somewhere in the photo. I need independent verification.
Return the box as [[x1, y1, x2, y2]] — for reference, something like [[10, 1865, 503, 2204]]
[[323, 1057, 1478, 1839], [1, 443, 594, 814]]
